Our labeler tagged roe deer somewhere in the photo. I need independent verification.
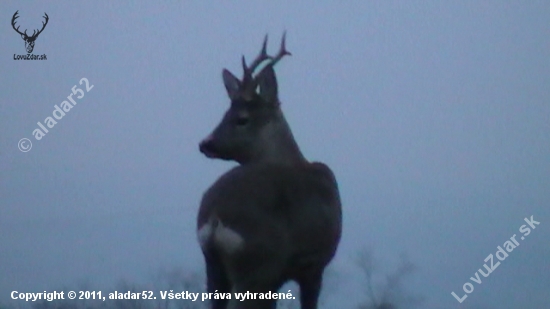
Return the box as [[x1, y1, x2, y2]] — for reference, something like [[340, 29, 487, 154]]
[[197, 33, 342, 309]]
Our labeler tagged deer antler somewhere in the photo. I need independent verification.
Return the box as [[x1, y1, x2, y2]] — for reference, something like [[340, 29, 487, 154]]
[[11, 11, 25, 36], [239, 32, 291, 96], [246, 33, 292, 79], [262, 31, 292, 73], [241, 35, 270, 85], [31, 13, 49, 38], [11, 11, 49, 39]]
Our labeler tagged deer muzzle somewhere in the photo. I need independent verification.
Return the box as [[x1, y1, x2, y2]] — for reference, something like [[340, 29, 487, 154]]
[[199, 135, 220, 159]]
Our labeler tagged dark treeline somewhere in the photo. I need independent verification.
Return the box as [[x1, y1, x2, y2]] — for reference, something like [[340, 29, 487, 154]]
[[3, 249, 424, 309]]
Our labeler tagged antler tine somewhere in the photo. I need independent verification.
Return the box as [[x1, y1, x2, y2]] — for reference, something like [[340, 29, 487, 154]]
[[242, 35, 270, 80], [252, 32, 291, 80], [11, 11, 19, 24], [269, 31, 292, 67], [248, 34, 269, 74], [11, 11, 25, 36], [35, 12, 49, 36]]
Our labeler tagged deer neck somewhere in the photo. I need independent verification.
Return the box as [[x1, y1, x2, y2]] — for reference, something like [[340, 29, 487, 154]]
[[254, 113, 307, 166]]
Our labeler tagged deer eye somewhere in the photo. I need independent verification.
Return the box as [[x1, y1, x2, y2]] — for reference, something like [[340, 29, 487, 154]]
[[236, 115, 250, 126]]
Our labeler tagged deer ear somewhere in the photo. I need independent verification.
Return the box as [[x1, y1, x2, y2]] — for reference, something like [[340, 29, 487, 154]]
[[257, 65, 278, 104], [222, 69, 241, 100]]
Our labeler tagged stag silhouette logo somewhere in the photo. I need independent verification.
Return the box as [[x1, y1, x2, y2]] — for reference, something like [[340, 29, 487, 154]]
[[11, 10, 49, 54]]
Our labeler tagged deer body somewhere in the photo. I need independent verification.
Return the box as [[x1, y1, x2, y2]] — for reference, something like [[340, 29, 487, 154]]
[[197, 34, 342, 309]]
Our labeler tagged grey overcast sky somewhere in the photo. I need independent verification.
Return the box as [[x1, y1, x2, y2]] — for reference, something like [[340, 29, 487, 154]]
[[1, 1, 549, 308]]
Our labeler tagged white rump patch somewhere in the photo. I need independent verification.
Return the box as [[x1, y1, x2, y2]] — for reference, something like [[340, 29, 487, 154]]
[[213, 220, 245, 254], [197, 222, 213, 250], [196, 218, 245, 254]]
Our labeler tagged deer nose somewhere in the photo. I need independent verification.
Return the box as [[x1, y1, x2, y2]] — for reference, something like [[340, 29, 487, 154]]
[[199, 134, 213, 150], [199, 135, 217, 158]]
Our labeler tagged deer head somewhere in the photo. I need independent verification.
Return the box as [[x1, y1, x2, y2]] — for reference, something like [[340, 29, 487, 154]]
[[199, 32, 305, 166], [11, 11, 49, 54]]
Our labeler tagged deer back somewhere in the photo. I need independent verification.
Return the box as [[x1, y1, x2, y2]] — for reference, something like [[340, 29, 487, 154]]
[[198, 162, 342, 268]]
